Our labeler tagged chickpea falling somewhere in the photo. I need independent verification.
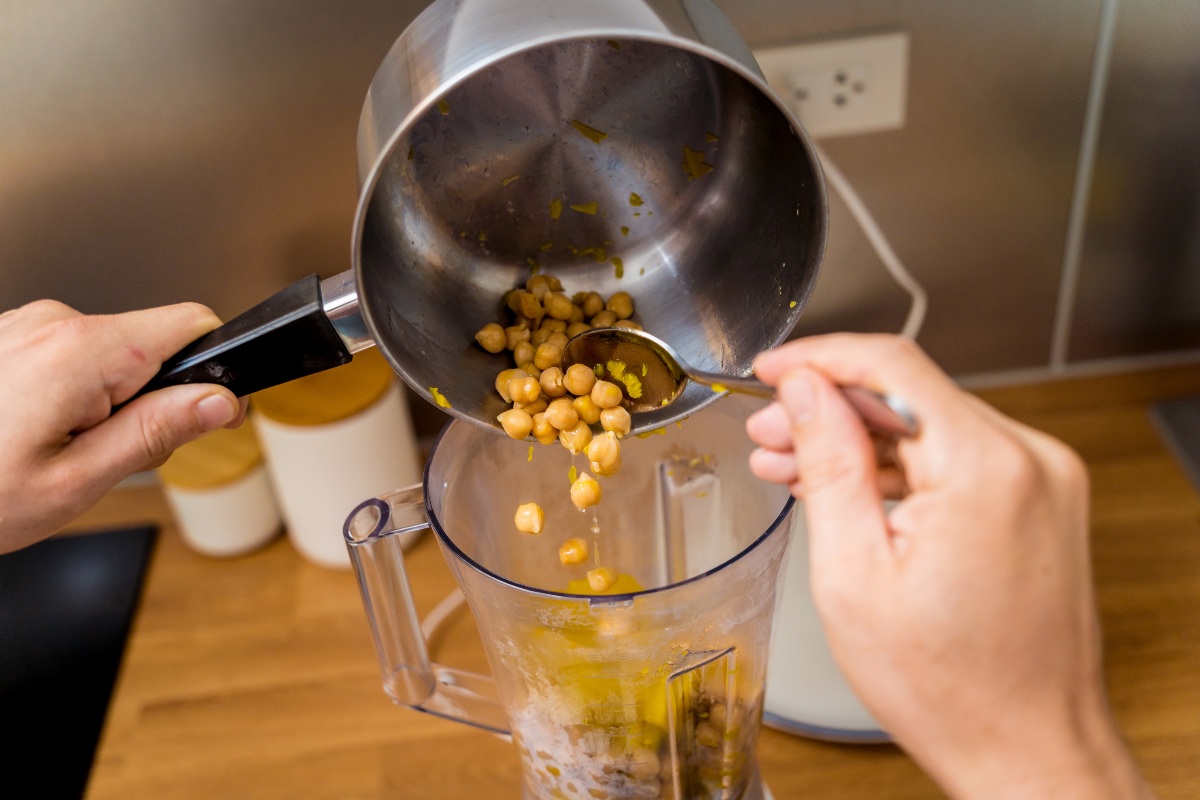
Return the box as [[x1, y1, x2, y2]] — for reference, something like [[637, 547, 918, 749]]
[[472, 272, 647, 585]]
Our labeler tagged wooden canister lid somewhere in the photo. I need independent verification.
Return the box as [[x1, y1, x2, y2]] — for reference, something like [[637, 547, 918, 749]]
[[250, 348, 396, 426], [157, 421, 263, 490]]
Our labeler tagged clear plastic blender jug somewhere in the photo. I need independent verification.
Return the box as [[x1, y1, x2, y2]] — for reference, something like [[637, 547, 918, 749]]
[[345, 395, 793, 799]]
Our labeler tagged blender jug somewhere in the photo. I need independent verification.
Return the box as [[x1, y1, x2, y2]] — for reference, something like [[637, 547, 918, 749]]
[[345, 395, 793, 800]]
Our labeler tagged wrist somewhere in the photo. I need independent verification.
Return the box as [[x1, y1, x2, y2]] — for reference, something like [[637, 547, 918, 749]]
[[923, 701, 1154, 800]]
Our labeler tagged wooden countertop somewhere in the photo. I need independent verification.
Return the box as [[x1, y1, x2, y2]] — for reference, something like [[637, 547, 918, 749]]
[[73, 366, 1200, 799]]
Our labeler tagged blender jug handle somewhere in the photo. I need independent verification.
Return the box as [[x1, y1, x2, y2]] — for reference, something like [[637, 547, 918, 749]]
[[344, 485, 510, 736], [666, 646, 749, 800]]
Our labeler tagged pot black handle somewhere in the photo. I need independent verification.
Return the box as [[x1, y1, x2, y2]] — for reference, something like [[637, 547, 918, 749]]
[[131, 274, 353, 401]]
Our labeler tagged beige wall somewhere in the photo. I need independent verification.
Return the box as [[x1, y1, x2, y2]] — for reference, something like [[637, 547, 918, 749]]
[[1, 1, 1197, 390]]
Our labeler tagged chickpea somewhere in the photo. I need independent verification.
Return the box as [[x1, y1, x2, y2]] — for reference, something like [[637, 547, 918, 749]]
[[606, 291, 634, 320], [694, 721, 721, 749], [572, 394, 602, 425], [544, 275, 564, 292], [507, 290, 543, 320], [590, 310, 618, 328], [563, 363, 597, 396], [512, 341, 534, 367], [586, 565, 616, 591], [591, 380, 624, 409], [516, 362, 542, 381], [541, 318, 567, 333], [614, 319, 643, 331], [498, 408, 533, 440], [570, 472, 602, 509], [600, 406, 631, 437], [628, 748, 661, 781], [530, 327, 552, 348], [474, 322, 506, 353], [544, 292, 574, 320], [530, 412, 558, 445], [515, 397, 547, 416], [586, 432, 622, 476], [539, 367, 566, 398], [566, 321, 591, 338], [558, 538, 590, 565], [544, 398, 579, 431], [505, 324, 531, 351], [533, 342, 563, 371], [514, 502, 545, 535], [546, 331, 569, 350], [708, 703, 728, 730], [567, 303, 585, 324], [525, 274, 553, 301], [559, 421, 593, 455], [580, 291, 605, 318], [495, 368, 528, 403], [509, 375, 541, 405]]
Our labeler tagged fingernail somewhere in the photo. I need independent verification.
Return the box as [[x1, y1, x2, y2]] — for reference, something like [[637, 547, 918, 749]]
[[779, 371, 816, 423], [195, 393, 238, 431]]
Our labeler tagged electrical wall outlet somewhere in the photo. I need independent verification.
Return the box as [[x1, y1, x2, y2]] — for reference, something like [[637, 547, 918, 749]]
[[754, 32, 909, 139]]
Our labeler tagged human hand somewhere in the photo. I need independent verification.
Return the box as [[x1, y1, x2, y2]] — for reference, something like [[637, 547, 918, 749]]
[[746, 334, 1154, 800], [0, 300, 247, 554]]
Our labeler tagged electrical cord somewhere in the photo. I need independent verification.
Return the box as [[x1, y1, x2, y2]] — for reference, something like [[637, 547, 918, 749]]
[[813, 143, 927, 341]]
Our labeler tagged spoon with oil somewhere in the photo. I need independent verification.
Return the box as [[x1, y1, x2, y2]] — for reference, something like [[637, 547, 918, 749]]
[[562, 327, 918, 438]]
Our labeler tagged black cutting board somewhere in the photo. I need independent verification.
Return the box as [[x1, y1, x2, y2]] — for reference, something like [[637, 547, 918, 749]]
[[0, 526, 157, 799]]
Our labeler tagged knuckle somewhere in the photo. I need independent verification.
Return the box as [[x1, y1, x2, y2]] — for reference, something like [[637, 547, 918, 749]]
[[24, 313, 93, 364], [875, 333, 924, 364], [137, 411, 191, 463], [988, 428, 1087, 502], [1040, 436, 1090, 494], [988, 435, 1039, 492], [798, 447, 867, 496], [47, 313, 95, 343], [22, 298, 74, 318]]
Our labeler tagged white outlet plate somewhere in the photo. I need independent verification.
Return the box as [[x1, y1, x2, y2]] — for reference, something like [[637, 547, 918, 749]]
[[754, 32, 909, 139]]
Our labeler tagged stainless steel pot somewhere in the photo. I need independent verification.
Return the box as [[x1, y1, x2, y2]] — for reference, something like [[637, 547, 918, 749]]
[[141, 0, 827, 435]]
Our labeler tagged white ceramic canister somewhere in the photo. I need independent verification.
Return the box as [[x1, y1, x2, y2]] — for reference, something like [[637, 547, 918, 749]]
[[763, 503, 889, 743], [251, 349, 422, 569], [158, 421, 282, 558]]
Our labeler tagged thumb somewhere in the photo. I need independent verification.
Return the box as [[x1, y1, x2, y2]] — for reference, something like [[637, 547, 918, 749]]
[[66, 385, 241, 485], [780, 369, 890, 571]]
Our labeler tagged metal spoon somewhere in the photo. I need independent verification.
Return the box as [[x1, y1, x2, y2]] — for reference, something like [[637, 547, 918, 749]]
[[562, 327, 919, 438]]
